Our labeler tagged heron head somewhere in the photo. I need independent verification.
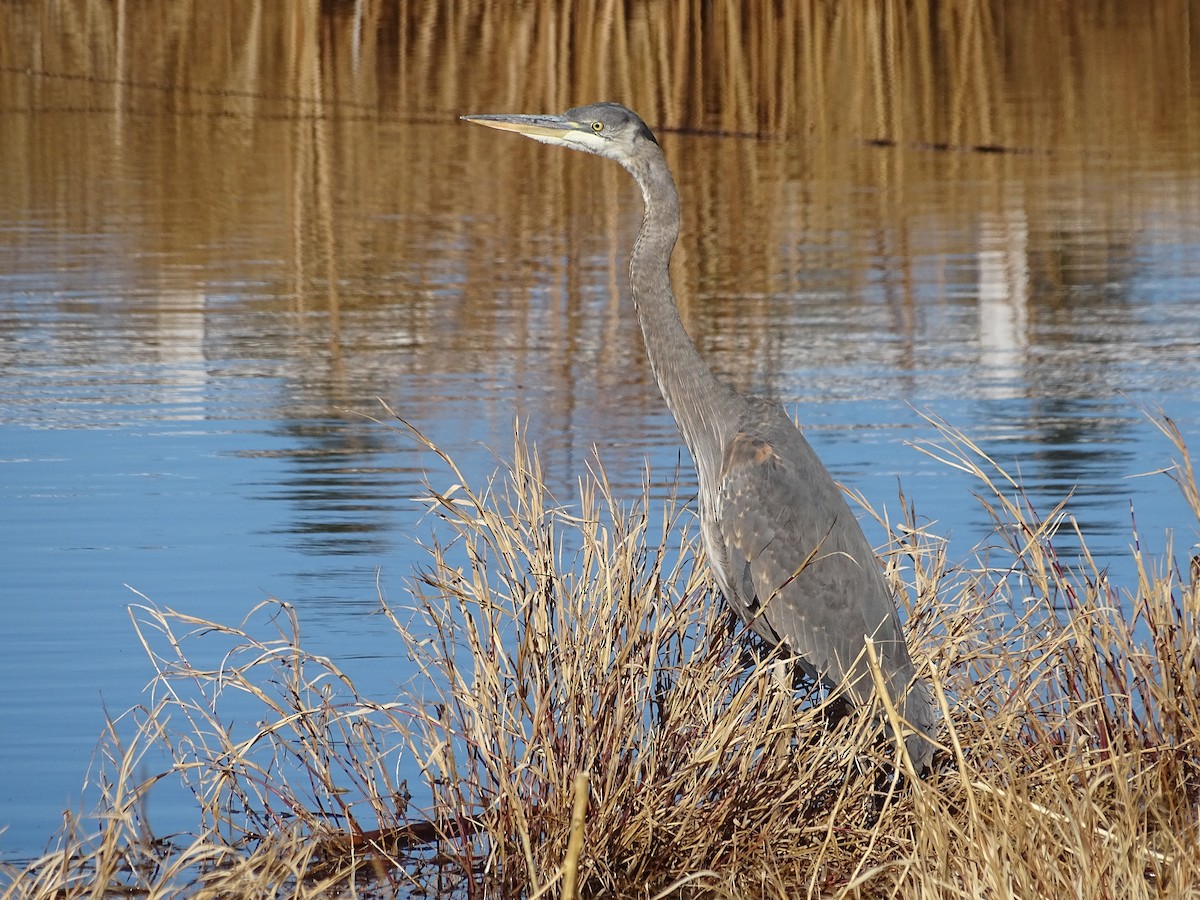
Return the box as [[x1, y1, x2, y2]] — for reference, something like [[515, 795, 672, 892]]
[[462, 102, 659, 167]]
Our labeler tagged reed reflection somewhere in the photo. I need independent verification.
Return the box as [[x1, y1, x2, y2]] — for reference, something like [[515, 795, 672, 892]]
[[2, 0, 1200, 861], [6, 1, 1200, 650]]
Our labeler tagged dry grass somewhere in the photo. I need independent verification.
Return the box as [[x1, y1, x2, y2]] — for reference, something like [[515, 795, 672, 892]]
[[3, 411, 1199, 899]]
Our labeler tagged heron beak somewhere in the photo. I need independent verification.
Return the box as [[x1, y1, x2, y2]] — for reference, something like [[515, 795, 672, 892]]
[[461, 113, 593, 147]]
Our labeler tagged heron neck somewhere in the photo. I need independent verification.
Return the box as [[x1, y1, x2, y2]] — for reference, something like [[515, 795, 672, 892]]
[[627, 152, 738, 487]]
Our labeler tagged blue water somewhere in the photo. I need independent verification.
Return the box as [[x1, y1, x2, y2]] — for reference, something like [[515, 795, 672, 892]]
[[3, 126, 1200, 864]]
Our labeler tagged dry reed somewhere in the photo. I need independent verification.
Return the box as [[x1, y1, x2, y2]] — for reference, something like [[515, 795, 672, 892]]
[[2, 410, 1199, 898]]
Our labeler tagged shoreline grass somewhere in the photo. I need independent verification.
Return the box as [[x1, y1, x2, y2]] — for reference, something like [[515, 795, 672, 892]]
[[2, 412, 1199, 898]]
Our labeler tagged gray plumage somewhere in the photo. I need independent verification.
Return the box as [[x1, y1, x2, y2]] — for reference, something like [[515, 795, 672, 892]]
[[462, 102, 937, 770]]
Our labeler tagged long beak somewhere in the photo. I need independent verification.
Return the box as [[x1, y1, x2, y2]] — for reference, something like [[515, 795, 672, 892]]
[[460, 113, 584, 141]]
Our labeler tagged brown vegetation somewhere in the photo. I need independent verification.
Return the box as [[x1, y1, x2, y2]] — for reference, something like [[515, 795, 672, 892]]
[[3, 411, 1198, 898], [3, 2, 1199, 896]]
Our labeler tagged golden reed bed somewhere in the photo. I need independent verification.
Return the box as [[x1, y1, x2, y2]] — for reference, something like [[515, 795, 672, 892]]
[[4, 411, 1197, 898]]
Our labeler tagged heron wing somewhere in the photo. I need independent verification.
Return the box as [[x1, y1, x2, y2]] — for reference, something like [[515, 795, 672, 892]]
[[712, 410, 913, 704]]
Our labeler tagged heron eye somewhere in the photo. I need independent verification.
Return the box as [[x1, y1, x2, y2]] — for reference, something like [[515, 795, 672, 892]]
[[591, 121, 604, 132]]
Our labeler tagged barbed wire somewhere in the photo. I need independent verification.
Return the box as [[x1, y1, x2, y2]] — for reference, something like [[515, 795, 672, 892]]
[[0, 64, 454, 124]]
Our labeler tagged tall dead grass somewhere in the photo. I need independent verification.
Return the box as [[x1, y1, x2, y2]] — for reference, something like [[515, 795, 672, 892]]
[[2, 411, 1198, 898]]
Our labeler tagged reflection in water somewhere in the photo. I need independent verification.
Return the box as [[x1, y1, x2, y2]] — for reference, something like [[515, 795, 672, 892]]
[[977, 203, 1029, 400], [252, 418, 417, 558], [2, 0, 1200, 862]]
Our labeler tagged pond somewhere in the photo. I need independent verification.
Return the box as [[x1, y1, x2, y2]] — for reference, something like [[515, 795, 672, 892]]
[[2, 1, 1198, 862]]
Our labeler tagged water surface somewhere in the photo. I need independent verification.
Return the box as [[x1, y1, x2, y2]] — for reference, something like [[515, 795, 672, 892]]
[[2, 1, 1199, 861]]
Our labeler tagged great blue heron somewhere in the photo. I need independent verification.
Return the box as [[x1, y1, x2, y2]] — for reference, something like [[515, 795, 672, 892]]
[[462, 103, 937, 770]]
